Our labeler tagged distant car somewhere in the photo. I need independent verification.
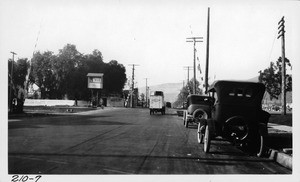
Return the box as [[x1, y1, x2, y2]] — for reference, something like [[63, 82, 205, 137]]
[[166, 102, 171, 108], [183, 94, 215, 128], [198, 80, 270, 157]]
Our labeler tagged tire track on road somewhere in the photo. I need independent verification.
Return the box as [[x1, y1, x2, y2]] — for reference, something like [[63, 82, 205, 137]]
[[59, 125, 125, 154]]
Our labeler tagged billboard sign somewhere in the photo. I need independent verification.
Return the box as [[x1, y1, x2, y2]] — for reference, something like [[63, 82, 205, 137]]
[[87, 73, 103, 89]]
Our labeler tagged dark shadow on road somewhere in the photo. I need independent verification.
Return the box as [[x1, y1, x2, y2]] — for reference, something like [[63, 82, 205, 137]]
[[265, 132, 292, 150], [8, 115, 133, 129], [8, 152, 273, 163]]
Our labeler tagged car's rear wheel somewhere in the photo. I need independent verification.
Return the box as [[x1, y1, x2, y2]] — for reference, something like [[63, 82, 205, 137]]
[[197, 123, 204, 144], [254, 134, 265, 157], [223, 116, 248, 142], [244, 133, 265, 157], [203, 125, 211, 153]]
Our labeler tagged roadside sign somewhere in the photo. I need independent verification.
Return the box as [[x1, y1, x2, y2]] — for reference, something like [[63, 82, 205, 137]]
[[87, 73, 103, 89]]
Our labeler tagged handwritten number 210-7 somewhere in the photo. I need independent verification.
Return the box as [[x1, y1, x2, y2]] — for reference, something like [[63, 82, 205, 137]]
[[11, 175, 42, 182]]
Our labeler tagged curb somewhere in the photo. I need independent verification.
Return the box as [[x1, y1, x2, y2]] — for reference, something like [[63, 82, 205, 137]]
[[268, 148, 292, 170]]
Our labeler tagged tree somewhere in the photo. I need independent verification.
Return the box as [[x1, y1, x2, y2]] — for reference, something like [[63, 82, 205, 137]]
[[30, 51, 57, 99], [258, 57, 292, 100], [103, 60, 127, 95], [23, 44, 128, 101], [173, 78, 203, 108], [140, 93, 145, 102], [14, 58, 29, 87], [8, 58, 30, 113], [55, 44, 82, 99]]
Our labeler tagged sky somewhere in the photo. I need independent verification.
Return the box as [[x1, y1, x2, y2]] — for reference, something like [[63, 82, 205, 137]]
[[0, 0, 299, 89]]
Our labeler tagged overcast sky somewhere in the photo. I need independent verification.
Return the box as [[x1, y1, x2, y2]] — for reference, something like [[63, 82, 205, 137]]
[[1, 0, 299, 88]]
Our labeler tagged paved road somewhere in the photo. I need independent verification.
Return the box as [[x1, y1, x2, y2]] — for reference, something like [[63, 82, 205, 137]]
[[8, 107, 291, 174]]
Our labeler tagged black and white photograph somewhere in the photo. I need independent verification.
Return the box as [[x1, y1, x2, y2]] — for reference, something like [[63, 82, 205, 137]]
[[1, 0, 300, 181]]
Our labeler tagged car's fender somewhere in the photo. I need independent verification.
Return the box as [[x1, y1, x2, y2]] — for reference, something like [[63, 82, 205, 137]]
[[258, 123, 268, 136]]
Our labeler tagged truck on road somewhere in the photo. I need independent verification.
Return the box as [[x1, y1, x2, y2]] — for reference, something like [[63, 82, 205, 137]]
[[149, 91, 166, 115]]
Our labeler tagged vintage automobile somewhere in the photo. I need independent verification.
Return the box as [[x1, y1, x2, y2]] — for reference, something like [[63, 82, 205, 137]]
[[183, 94, 215, 129], [198, 80, 270, 157], [149, 91, 166, 115]]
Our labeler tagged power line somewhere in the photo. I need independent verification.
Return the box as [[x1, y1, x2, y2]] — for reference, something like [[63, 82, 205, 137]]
[[268, 28, 278, 63], [24, 19, 43, 98]]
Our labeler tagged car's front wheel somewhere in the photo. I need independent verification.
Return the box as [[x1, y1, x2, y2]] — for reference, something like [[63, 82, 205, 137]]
[[185, 115, 189, 128], [183, 111, 186, 125]]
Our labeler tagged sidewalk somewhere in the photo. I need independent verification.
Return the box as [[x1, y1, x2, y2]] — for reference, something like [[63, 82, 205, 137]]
[[266, 123, 292, 170]]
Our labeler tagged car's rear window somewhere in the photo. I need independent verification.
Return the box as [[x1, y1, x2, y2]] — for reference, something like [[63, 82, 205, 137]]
[[190, 96, 213, 104], [228, 88, 253, 98], [151, 91, 164, 96]]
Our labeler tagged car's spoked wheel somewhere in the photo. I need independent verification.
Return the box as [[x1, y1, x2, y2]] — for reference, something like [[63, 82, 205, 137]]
[[185, 119, 189, 128], [255, 134, 265, 157], [183, 111, 186, 125], [203, 125, 211, 153], [197, 123, 204, 144]]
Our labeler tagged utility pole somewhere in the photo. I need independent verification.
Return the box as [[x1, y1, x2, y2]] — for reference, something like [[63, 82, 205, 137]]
[[183, 66, 192, 85], [186, 37, 203, 94], [144, 78, 148, 107], [129, 64, 139, 108], [205, 7, 210, 94], [277, 16, 286, 115], [9, 51, 17, 113]]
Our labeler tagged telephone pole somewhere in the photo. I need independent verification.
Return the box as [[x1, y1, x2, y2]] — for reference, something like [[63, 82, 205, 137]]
[[129, 64, 139, 108], [183, 66, 192, 85], [205, 7, 210, 94], [144, 78, 148, 107], [9, 51, 17, 113], [186, 37, 203, 94], [277, 16, 286, 115]]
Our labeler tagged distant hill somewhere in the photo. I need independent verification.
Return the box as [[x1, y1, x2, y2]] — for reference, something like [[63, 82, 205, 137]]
[[138, 76, 292, 104], [247, 76, 259, 82], [139, 82, 182, 103]]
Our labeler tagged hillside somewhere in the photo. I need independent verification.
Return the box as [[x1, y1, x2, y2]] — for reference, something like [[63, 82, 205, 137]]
[[139, 82, 182, 103], [138, 76, 292, 104]]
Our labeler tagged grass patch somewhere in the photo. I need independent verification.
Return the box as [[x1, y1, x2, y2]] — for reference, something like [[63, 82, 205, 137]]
[[23, 106, 97, 113]]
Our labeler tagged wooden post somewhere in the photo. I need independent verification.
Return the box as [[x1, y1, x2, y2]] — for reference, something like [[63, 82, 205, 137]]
[[278, 16, 286, 115], [205, 7, 210, 94]]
